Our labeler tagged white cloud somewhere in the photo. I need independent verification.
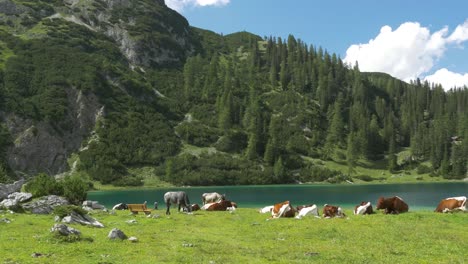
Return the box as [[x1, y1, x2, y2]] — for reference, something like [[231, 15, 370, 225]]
[[166, 0, 230, 12], [344, 20, 468, 90], [425, 68, 468, 89]]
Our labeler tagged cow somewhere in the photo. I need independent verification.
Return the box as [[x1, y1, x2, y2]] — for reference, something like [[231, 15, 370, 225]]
[[295, 204, 319, 219], [271, 201, 295, 218], [112, 203, 128, 210], [164, 191, 191, 215], [183, 203, 201, 212], [376, 196, 409, 214], [259, 205, 274, 214], [435, 196, 466, 213], [322, 204, 346, 218], [201, 192, 226, 205], [201, 200, 236, 211], [354, 201, 374, 215]]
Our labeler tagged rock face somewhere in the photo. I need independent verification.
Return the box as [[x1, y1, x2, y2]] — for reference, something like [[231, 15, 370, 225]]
[[61, 0, 197, 68], [62, 211, 104, 228], [4, 89, 103, 175], [22, 195, 69, 214], [0, 179, 25, 201]]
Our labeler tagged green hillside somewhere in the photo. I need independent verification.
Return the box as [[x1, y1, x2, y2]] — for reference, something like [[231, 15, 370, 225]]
[[0, 0, 466, 186]]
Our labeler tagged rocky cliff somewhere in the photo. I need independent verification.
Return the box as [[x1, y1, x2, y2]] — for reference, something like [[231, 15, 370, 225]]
[[0, 0, 198, 178]]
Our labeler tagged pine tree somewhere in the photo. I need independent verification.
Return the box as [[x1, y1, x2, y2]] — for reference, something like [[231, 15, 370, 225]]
[[324, 94, 345, 158]]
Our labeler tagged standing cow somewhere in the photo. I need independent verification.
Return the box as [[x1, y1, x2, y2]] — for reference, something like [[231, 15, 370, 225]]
[[376, 196, 409, 214], [201, 192, 226, 205], [164, 191, 192, 215]]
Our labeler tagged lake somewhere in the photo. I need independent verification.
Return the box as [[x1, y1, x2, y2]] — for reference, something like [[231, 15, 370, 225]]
[[87, 182, 467, 211]]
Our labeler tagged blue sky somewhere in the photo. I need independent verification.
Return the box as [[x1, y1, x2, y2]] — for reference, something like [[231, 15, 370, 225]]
[[166, 0, 468, 90]]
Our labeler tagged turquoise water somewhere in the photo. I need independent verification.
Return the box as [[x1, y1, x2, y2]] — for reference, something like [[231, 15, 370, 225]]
[[87, 182, 467, 211]]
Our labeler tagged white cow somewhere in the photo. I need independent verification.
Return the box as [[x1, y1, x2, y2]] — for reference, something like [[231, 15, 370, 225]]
[[295, 204, 319, 219]]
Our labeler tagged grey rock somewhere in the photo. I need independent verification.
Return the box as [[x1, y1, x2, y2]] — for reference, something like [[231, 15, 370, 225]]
[[50, 223, 81, 236], [128, 236, 138, 242], [0, 218, 11, 223], [0, 179, 25, 201], [108, 228, 127, 240], [8, 192, 32, 203], [62, 211, 104, 228], [22, 195, 69, 214]]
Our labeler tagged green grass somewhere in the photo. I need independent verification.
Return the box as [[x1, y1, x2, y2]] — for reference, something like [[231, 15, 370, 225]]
[[1, 208, 466, 263]]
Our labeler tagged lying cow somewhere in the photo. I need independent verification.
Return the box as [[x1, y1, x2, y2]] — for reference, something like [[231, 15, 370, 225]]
[[201, 192, 226, 205], [112, 203, 128, 210], [322, 204, 346, 218], [354, 201, 374, 215], [259, 205, 274, 214], [295, 204, 319, 219], [376, 196, 409, 214], [271, 201, 295, 218], [435, 196, 466, 213], [183, 204, 201, 212], [202, 200, 237, 211]]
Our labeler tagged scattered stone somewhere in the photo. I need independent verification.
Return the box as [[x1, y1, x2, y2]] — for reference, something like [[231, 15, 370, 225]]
[[108, 228, 127, 240], [54, 215, 61, 222], [152, 214, 161, 219], [126, 219, 137, 224], [182, 243, 194, 247], [31, 252, 50, 258], [62, 211, 104, 228], [304, 252, 319, 256], [128, 236, 138, 243], [1, 218, 11, 223], [51, 224, 81, 236]]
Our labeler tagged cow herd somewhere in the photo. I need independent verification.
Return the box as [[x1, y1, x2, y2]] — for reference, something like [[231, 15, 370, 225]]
[[259, 195, 466, 219], [114, 192, 466, 218]]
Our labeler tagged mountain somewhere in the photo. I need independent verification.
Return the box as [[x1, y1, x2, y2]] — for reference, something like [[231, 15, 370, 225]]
[[0, 0, 466, 186]]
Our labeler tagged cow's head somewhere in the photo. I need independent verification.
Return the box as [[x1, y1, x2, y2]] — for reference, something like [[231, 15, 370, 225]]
[[376, 197, 385, 209]]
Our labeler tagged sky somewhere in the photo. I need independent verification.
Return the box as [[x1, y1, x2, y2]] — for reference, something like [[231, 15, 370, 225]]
[[165, 0, 468, 90]]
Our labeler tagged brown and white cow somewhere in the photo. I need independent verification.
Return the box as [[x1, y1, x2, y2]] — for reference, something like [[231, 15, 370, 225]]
[[201, 200, 237, 211], [295, 204, 319, 219], [322, 204, 346, 218], [354, 201, 374, 215], [435, 196, 466, 213], [259, 205, 274, 214], [376, 196, 409, 214], [271, 201, 296, 218]]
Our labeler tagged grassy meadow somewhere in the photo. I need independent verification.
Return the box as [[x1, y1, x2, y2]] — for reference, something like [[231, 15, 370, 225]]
[[1, 208, 466, 263]]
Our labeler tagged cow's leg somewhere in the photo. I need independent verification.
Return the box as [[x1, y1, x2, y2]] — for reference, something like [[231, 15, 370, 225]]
[[166, 203, 171, 215]]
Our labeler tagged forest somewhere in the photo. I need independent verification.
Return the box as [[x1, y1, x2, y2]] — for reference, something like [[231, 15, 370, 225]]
[[0, 0, 466, 186]]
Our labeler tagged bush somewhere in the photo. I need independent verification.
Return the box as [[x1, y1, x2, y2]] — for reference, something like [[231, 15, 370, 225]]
[[62, 175, 89, 205], [53, 205, 88, 218], [24, 173, 63, 197], [112, 175, 144, 187], [355, 175, 374, 182], [417, 164, 432, 174]]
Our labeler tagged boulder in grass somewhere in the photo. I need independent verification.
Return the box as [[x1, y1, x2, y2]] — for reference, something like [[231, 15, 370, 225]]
[[22, 195, 69, 214], [108, 228, 127, 240], [62, 211, 104, 228], [51, 224, 81, 236]]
